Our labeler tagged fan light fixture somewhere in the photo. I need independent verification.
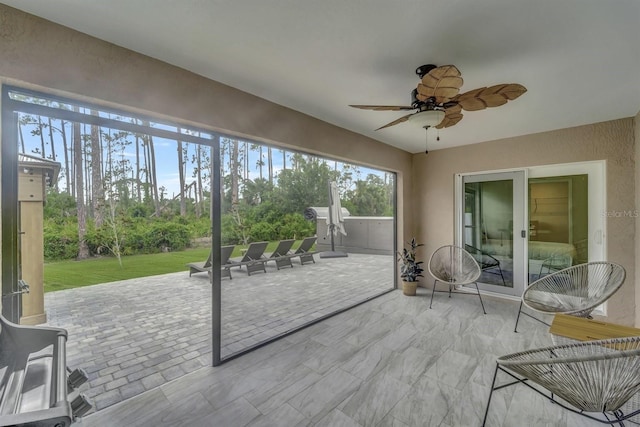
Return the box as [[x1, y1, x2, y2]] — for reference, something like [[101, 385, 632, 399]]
[[415, 111, 445, 155], [408, 110, 445, 127]]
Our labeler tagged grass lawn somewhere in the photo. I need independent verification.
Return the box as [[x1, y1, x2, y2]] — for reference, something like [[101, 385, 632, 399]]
[[44, 241, 294, 292]]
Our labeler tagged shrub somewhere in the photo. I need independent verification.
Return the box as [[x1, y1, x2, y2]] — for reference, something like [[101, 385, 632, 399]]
[[278, 213, 315, 240], [249, 221, 278, 242], [221, 214, 243, 245], [43, 219, 79, 260], [84, 218, 191, 256], [185, 216, 212, 238], [144, 221, 191, 252]]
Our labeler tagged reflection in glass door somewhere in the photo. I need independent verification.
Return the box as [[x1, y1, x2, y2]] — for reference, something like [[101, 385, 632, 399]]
[[529, 175, 589, 279], [460, 172, 526, 297]]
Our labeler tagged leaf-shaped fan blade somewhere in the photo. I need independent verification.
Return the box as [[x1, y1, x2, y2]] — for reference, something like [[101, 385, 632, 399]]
[[435, 104, 463, 129], [435, 113, 463, 129], [416, 65, 463, 103], [350, 105, 414, 111], [375, 113, 414, 130], [444, 104, 462, 115], [499, 83, 527, 100], [455, 83, 527, 111]]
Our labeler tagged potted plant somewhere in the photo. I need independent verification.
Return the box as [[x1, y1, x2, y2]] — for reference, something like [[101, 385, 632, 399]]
[[398, 238, 424, 296]]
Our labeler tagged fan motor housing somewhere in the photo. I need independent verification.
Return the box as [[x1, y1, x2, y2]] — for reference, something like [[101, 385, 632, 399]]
[[415, 64, 437, 79], [411, 89, 439, 111]]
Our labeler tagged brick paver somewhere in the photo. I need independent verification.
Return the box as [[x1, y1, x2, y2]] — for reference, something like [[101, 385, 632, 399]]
[[45, 253, 393, 412]]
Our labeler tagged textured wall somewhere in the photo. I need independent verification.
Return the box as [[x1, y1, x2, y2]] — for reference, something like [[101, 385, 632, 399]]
[[635, 111, 640, 326], [413, 118, 636, 325], [0, 4, 414, 252]]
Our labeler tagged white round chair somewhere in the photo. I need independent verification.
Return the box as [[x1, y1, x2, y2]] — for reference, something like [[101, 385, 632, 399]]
[[514, 261, 626, 332], [428, 245, 486, 314]]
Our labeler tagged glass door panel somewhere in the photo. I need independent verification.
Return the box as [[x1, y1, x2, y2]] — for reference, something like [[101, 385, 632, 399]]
[[461, 172, 526, 297], [529, 175, 589, 281]]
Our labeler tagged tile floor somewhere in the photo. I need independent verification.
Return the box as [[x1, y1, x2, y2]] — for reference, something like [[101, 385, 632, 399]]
[[76, 288, 621, 426]]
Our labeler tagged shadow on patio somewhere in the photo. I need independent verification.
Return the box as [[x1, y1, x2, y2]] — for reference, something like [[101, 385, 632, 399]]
[[44, 253, 394, 412]]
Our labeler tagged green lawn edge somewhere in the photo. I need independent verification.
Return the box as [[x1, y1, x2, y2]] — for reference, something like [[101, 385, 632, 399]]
[[44, 241, 304, 292]]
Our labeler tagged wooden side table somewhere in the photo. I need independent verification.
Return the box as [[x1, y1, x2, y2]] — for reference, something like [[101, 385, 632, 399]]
[[549, 314, 640, 342]]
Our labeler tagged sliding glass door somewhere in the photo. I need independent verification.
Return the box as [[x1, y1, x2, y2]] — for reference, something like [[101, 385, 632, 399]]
[[456, 162, 605, 303], [458, 171, 527, 297]]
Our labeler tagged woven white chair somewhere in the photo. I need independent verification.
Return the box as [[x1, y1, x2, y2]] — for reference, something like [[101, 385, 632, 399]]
[[514, 261, 626, 332], [482, 337, 640, 426], [428, 245, 486, 314]]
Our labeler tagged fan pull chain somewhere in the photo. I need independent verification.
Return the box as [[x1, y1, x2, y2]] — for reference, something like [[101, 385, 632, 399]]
[[437, 128, 440, 141]]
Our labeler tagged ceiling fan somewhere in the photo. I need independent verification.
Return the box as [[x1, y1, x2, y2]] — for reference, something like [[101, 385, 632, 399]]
[[350, 64, 527, 132]]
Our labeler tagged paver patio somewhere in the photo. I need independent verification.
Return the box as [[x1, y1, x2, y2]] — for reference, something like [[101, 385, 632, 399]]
[[44, 253, 394, 412]]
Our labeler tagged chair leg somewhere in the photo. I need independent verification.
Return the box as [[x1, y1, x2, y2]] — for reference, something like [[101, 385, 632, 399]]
[[482, 363, 500, 427], [429, 279, 437, 309], [475, 282, 487, 314], [498, 268, 506, 287], [514, 300, 524, 332]]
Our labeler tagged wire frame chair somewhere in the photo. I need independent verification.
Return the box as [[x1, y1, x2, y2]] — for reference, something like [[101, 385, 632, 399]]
[[482, 336, 640, 426], [465, 244, 506, 286], [428, 245, 486, 314], [514, 262, 626, 332]]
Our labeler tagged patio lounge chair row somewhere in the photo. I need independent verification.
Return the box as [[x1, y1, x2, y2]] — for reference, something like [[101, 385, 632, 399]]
[[187, 237, 318, 278], [229, 237, 318, 276]]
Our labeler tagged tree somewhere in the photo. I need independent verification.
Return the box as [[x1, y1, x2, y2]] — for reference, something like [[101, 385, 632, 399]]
[[192, 144, 206, 217], [134, 133, 142, 203], [142, 130, 160, 216], [346, 174, 393, 216], [274, 156, 338, 214], [90, 111, 104, 226], [242, 178, 274, 206], [59, 117, 71, 194], [177, 137, 186, 216], [267, 146, 273, 185], [230, 139, 240, 209], [73, 113, 90, 260]]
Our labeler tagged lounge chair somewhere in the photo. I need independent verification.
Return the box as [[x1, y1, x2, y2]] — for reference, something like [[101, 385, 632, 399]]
[[228, 241, 269, 276], [290, 237, 317, 265], [264, 239, 296, 270], [187, 245, 235, 279]]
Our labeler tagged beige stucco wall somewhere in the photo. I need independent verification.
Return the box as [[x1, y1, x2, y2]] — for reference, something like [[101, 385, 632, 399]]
[[0, 5, 413, 258], [413, 118, 636, 326], [635, 110, 640, 326]]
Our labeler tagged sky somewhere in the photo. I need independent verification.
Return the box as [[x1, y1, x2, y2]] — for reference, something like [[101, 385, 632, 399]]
[[19, 115, 389, 198]]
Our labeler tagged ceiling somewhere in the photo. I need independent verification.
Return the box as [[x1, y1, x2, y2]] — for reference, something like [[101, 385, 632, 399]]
[[3, 0, 640, 153]]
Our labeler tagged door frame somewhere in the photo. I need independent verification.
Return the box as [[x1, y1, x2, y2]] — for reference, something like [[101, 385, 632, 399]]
[[454, 161, 607, 310], [455, 169, 528, 299]]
